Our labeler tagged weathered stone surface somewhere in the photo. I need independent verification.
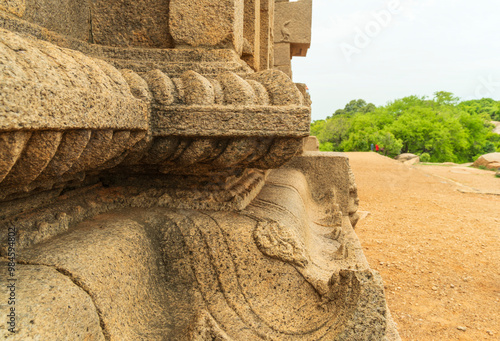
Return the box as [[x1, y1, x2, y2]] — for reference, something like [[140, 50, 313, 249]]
[[0, 28, 148, 131], [473, 152, 500, 170], [396, 153, 419, 162], [170, 0, 244, 54], [295, 82, 312, 106], [0, 31, 310, 198], [273, 0, 311, 77], [18, 215, 175, 340], [91, 0, 173, 48], [1, 159, 397, 340], [274, 42, 291, 66], [247, 69, 303, 105], [143, 69, 176, 105], [217, 71, 256, 105], [274, 0, 312, 50], [22, 0, 89, 41], [259, 0, 274, 70], [0, 261, 104, 340], [0, 0, 26, 17], [303, 136, 319, 152], [492, 121, 500, 134], [283, 152, 358, 223], [396, 153, 420, 165], [242, 0, 260, 71]]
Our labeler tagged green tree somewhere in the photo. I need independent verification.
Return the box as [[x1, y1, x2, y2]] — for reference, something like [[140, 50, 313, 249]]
[[332, 99, 376, 116], [459, 98, 500, 121], [434, 91, 459, 106], [310, 93, 500, 162], [377, 132, 403, 157]]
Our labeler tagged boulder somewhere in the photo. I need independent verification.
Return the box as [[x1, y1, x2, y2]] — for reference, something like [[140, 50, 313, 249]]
[[396, 153, 419, 162], [473, 153, 500, 170], [396, 153, 420, 165]]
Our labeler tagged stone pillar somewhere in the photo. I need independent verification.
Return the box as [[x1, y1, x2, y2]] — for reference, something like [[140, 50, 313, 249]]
[[169, 0, 245, 55], [259, 0, 275, 70], [242, 0, 261, 70], [273, 0, 312, 78]]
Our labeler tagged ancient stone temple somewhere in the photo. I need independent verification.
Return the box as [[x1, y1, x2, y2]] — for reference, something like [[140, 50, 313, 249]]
[[0, 0, 400, 339]]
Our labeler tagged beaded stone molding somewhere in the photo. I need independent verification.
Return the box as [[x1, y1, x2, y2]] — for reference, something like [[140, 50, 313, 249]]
[[0, 28, 310, 200]]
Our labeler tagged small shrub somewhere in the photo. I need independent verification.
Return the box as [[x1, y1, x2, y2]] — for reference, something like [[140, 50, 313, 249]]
[[319, 142, 333, 151], [472, 154, 482, 162], [420, 153, 431, 163]]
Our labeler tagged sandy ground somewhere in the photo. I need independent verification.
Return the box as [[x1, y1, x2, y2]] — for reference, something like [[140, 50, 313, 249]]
[[346, 152, 500, 341]]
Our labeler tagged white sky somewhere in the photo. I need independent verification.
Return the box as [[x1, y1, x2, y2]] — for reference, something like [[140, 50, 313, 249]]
[[292, 0, 500, 121]]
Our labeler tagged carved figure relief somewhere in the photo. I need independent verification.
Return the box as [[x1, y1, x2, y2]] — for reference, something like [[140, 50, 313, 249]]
[[281, 20, 292, 42]]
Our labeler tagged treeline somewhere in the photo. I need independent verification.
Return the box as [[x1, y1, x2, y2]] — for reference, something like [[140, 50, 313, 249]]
[[311, 92, 500, 163]]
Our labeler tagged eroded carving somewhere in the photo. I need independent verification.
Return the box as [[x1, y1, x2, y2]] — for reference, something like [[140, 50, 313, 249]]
[[253, 219, 309, 267], [0, 0, 400, 340]]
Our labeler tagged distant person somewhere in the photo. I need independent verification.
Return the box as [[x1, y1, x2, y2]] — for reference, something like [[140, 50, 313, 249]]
[[375, 144, 379, 152], [370, 143, 374, 151]]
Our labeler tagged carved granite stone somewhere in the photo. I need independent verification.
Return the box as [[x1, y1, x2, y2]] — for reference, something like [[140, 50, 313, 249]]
[[0, 0, 400, 340]]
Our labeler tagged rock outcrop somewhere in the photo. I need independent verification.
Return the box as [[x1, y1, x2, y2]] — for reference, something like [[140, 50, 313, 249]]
[[473, 153, 500, 171], [395, 153, 420, 165]]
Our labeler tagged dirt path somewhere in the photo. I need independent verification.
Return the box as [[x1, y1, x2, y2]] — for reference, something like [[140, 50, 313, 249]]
[[346, 152, 500, 341]]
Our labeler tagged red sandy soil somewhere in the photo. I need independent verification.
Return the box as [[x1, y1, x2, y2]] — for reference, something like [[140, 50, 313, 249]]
[[346, 152, 500, 341]]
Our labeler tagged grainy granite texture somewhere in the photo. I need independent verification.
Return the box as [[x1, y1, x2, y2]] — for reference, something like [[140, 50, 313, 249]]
[[0, 261, 105, 340], [91, 0, 173, 48], [242, 0, 260, 71], [1, 162, 399, 340], [170, 0, 244, 54], [273, 0, 312, 77], [0, 28, 148, 131], [18, 215, 175, 340]]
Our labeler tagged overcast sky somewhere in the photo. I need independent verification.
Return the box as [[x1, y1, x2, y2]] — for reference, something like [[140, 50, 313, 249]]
[[292, 0, 500, 121]]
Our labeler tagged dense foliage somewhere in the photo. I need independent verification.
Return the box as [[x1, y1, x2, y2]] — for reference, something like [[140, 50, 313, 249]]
[[311, 92, 500, 163]]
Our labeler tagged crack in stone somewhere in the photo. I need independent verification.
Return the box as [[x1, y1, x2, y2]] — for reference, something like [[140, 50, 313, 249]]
[[54, 267, 110, 341], [17, 260, 110, 341]]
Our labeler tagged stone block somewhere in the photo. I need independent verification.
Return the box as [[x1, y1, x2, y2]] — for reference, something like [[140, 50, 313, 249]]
[[295, 82, 311, 106], [19, 0, 89, 41], [302, 136, 319, 152], [242, 0, 261, 70], [274, 0, 312, 57], [273, 64, 292, 78], [90, 0, 173, 48], [274, 42, 291, 66], [170, 0, 244, 54], [0, 0, 400, 339], [283, 152, 353, 216], [259, 0, 274, 70]]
